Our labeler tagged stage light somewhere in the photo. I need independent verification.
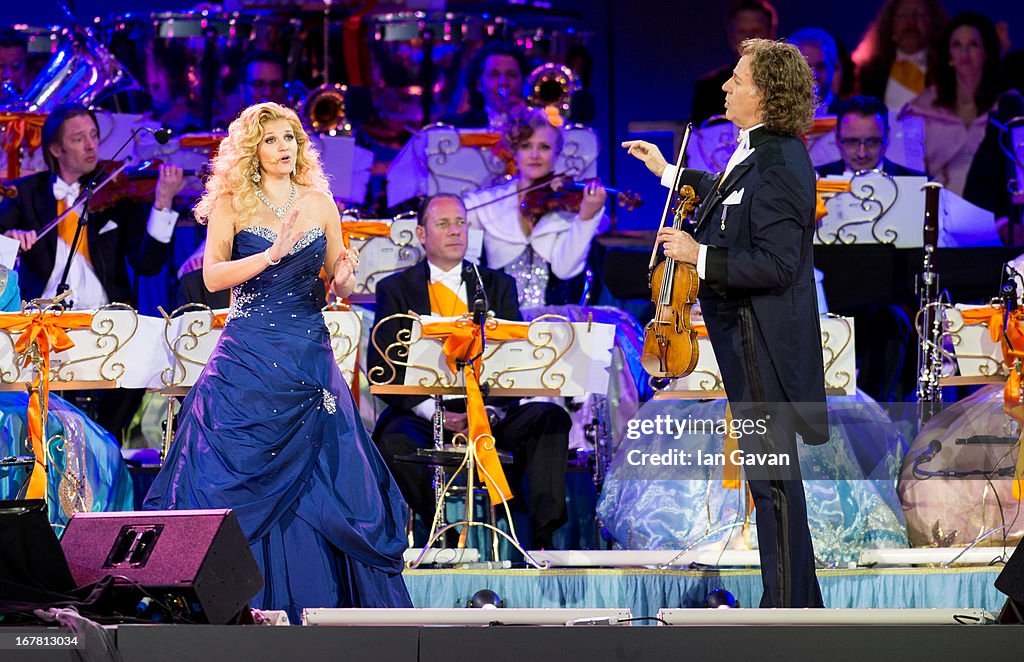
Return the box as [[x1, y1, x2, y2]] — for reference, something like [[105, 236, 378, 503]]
[[468, 589, 503, 608], [704, 589, 737, 609]]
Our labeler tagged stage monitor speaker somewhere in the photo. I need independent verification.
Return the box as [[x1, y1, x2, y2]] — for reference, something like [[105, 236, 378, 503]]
[[0, 499, 76, 605], [995, 541, 1024, 623], [60, 509, 263, 624]]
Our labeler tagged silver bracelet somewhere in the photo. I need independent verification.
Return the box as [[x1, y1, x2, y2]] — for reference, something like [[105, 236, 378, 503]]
[[263, 248, 281, 266]]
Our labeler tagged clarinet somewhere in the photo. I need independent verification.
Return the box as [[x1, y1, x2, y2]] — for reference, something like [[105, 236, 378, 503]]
[[916, 182, 944, 426]]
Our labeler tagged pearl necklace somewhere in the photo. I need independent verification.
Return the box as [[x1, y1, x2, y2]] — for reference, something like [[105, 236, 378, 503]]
[[256, 183, 297, 220]]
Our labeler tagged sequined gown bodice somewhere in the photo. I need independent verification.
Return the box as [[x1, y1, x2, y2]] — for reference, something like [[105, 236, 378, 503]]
[[146, 223, 411, 619]]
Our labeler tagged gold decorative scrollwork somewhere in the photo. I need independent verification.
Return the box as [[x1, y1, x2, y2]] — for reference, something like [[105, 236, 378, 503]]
[[52, 303, 138, 382], [369, 312, 450, 388], [815, 170, 900, 245], [161, 303, 219, 387], [326, 314, 360, 385], [943, 305, 1009, 377], [486, 314, 573, 391], [821, 314, 853, 392]]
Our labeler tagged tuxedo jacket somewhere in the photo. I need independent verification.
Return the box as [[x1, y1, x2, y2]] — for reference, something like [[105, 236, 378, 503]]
[[816, 157, 926, 178], [0, 171, 172, 304], [368, 259, 521, 411], [678, 126, 828, 444]]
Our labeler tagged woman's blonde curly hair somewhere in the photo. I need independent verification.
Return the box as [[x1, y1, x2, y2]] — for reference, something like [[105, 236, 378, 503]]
[[193, 102, 330, 225], [740, 39, 816, 137]]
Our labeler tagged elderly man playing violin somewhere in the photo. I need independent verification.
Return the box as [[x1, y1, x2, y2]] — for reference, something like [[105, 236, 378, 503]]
[[0, 102, 184, 309], [464, 108, 610, 309], [623, 39, 828, 609]]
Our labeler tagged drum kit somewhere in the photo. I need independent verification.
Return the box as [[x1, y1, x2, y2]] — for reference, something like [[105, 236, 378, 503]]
[[2, 3, 590, 135]]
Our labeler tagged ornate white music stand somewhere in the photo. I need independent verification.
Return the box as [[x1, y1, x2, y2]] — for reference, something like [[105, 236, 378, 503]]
[[369, 311, 615, 567]]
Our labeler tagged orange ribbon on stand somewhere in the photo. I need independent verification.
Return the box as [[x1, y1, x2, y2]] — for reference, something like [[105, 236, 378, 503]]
[[959, 305, 1024, 499], [420, 320, 529, 504], [459, 132, 516, 176], [340, 220, 392, 250], [0, 311, 94, 498], [0, 111, 47, 180], [815, 179, 852, 222]]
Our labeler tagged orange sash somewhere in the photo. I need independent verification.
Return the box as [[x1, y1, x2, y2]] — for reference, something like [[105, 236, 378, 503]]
[[420, 320, 530, 503], [56, 199, 91, 265], [0, 311, 94, 498]]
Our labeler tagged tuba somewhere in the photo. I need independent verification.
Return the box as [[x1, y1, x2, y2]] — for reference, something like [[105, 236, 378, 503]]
[[9, 26, 139, 112], [525, 62, 580, 117], [301, 83, 352, 135]]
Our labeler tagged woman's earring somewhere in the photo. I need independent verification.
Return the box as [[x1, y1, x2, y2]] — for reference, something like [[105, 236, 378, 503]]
[[252, 169, 262, 184]]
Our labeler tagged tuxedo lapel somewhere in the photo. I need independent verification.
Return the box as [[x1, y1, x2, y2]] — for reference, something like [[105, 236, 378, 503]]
[[405, 261, 432, 315], [694, 161, 753, 235]]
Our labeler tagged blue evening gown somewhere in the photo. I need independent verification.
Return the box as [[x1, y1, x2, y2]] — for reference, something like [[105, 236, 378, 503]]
[[144, 225, 411, 620]]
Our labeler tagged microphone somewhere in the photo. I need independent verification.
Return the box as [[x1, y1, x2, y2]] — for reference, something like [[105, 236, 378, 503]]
[[472, 297, 486, 326], [912, 439, 943, 478], [153, 128, 172, 145]]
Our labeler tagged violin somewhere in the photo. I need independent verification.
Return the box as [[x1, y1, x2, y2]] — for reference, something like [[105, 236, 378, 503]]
[[641, 125, 701, 380], [517, 172, 642, 224], [86, 159, 200, 212]]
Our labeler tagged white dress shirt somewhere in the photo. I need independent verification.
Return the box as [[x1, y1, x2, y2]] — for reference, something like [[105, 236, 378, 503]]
[[42, 177, 179, 309], [659, 123, 763, 278]]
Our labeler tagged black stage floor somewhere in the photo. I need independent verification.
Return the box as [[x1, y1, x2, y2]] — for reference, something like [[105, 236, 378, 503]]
[[4, 622, 1022, 662]]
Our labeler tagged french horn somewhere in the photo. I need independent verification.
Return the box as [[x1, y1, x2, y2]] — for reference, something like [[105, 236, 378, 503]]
[[301, 83, 351, 135], [525, 62, 580, 117], [9, 26, 139, 112]]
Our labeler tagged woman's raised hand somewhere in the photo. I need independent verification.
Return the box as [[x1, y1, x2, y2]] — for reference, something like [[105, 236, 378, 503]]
[[332, 245, 359, 297], [266, 207, 305, 263]]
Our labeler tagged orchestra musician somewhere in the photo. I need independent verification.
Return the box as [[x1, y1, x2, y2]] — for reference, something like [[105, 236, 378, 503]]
[[0, 103, 185, 439]]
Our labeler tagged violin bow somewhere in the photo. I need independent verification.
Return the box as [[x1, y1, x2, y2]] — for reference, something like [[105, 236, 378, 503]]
[[648, 124, 693, 273], [463, 172, 571, 213], [35, 157, 135, 242]]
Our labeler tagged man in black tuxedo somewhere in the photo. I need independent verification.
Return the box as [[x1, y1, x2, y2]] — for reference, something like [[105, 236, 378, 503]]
[[369, 193, 570, 550], [625, 39, 827, 608], [816, 95, 926, 178], [0, 103, 183, 307], [0, 103, 184, 439]]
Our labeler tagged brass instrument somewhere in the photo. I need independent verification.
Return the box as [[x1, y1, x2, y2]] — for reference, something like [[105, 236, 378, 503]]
[[301, 83, 352, 135], [8, 26, 138, 112], [525, 62, 580, 117]]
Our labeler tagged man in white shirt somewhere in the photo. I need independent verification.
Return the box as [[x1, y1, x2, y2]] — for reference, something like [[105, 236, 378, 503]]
[[368, 194, 571, 550]]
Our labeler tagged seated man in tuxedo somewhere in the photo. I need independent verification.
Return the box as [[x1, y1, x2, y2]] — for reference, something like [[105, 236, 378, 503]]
[[0, 103, 184, 438], [816, 95, 926, 177], [816, 95, 923, 402], [369, 193, 571, 550]]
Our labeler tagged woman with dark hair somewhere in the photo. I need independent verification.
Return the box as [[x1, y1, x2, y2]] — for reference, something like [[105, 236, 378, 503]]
[[901, 12, 1004, 196]]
